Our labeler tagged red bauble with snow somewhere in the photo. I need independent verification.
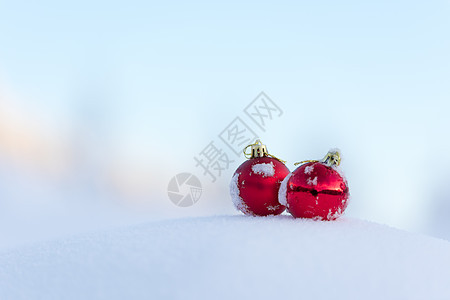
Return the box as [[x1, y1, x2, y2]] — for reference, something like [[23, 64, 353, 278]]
[[279, 150, 349, 221], [230, 140, 290, 216]]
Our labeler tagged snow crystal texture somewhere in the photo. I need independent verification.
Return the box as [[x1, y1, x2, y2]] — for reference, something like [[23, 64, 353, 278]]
[[307, 176, 318, 186], [251, 162, 275, 177], [278, 172, 292, 206], [229, 172, 247, 213], [304, 165, 314, 175]]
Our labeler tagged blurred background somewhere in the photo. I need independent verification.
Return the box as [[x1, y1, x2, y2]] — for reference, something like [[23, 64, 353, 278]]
[[0, 0, 449, 249]]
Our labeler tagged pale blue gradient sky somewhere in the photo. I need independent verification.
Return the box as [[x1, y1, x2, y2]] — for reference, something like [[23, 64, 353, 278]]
[[0, 0, 449, 240]]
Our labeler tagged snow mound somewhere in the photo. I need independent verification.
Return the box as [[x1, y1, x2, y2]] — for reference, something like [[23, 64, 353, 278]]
[[251, 162, 275, 177], [0, 216, 449, 300]]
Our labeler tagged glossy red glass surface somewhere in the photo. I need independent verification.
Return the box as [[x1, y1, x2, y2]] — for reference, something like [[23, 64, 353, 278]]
[[286, 162, 349, 220], [233, 156, 290, 216]]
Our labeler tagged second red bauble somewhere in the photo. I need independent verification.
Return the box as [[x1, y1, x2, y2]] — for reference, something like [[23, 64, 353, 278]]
[[279, 161, 349, 220]]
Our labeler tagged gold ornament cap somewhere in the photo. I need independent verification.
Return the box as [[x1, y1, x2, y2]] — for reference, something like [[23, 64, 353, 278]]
[[244, 139, 268, 158], [294, 149, 341, 167], [321, 150, 341, 167]]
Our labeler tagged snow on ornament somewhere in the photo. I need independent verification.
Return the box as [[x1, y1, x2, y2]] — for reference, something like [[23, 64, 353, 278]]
[[230, 139, 290, 216], [279, 149, 349, 221]]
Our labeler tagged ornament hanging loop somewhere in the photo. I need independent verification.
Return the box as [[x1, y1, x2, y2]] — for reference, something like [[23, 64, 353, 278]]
[[267, 153, 286, 164], [294, 159, 318, 166]]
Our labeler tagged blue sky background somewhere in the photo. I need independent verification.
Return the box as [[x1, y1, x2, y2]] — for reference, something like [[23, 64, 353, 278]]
[[0, 0, 449, 245]]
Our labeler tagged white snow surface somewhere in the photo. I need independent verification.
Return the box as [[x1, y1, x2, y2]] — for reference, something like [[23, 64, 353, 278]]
[[251, 162, 275, 177], [0, 216, 449, 300]]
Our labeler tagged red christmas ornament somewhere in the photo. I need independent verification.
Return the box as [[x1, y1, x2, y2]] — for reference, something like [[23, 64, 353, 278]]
[[230, 140, 290, 216], [279, 150, 349, 221]]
